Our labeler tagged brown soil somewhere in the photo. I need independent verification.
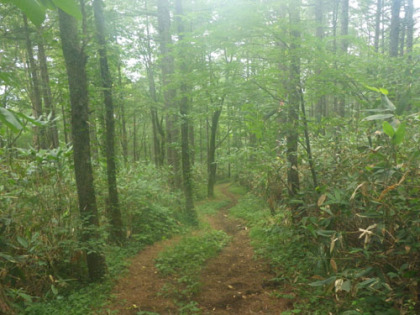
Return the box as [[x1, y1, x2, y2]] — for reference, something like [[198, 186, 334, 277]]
[[107, 184, 292, 314]]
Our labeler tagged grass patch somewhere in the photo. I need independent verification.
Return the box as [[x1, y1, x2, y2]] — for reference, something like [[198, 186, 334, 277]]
[[155, 230, 230, 304], [228, 192, 270, 224], [228, 183, 248, 196], [196, 199, 231, 216]]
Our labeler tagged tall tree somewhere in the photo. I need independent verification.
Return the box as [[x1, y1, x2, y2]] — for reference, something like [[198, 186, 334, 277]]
[[286, 0, 301, 207], [404, 0, 414, 55], [144, 0, 165, 167], [175, 0, 197, 223], [93, 0, 125, 244], [37, 28, 59, 148], [341, 0, 349, 53], [374, 0, 382, 52], [157, 0, 181, 186], [23, 15, 45, 149], [58, 8, 106, 281], [389, 0, 401, 57]]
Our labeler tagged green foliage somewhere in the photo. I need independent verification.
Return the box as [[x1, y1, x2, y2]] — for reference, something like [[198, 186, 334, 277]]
[[1, 156, 187, 313], [0, 0, 81, 26]]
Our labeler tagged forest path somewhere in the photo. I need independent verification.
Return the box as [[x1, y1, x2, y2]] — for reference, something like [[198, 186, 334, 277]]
[[107, 183, 291, 314]]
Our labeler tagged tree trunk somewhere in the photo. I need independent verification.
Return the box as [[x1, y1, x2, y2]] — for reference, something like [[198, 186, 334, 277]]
[[145, 1, 164, 167], [37, 28, 59, 148], [405, 0, 414, 55], [117, 62, 128, 164], [341, 0, 349, 53], [207, 108, 222, 198], [58, 8, 106, 282], [157, 0, 180, 186], [286, 0, 301, 203], [93, 0, 125, 245], [175, 0, 197, 224], [133, 112, 138, 161], [389, 0, 401, 57], [374, 0, 382, 52], [314, 0, 325, 124], [23, 15, 45, 150]]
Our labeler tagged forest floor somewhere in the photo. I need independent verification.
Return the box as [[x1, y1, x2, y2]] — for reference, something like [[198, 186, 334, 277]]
[[107, 183, 292, 314]]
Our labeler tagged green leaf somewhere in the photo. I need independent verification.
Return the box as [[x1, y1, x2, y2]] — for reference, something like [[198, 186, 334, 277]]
[[0, 252, 17, 263], [309, 276, 336, 287], [12, 0, 47, 26], [392, 123, 405, 145], [382, 94, 396, 111], [357, 277, 378, 289], [0, 108, 23, 132], [17, 236, 29, 248], [341, 280, 352, 292], [354, 267, 373, 278], [51, 284, 58, 295], [52, 0, 82, 19], [365, 85, 380, 93], [16, 112, 46, 126], [379, 88, 389, 95], [362, 113, 394, 121], [382, 121, 395, 137], [39, 0, 55, 9]]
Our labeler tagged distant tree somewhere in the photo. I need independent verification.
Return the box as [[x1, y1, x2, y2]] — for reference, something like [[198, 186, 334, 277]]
[[286, 0, 301, 210], [389, 0, 401, 57], [157, 0, 181, 187]]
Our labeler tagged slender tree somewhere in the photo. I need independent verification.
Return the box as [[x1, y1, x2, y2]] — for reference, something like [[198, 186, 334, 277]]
[[286, 0, 301, 206], [175, 0, 197, 223], [157, 0, 181, 186], [23, 15, 45, 149], [389, 0, 401, 57], [58, 8, 106, 281], [374, 0, 382, 52], [93, 0, 125, 244], [37, 28, 59, 148]]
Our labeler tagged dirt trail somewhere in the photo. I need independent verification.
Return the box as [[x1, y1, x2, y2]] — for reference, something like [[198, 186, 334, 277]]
[[195, 184, 291, 314], [107, 184, 291, 314]]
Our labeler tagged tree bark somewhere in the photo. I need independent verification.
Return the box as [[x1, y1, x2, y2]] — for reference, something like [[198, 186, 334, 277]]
[[93, 0, 125, 245], [405, 0, 414, 55], [207, 108, 222, 198], [58, 8, 106, 281], [374, 0, 382, 52], [389, 0, 401, 57], [23, 15, 45, 150], [314, 0, 326, 124], [286, 0, 301, 204], [117, 62, 128, 164], [145, 1, 164, 167], [341, 0, 349, 53], [37, 29, 59, 148], [175, 0, 197, 224], [157, 0, 181, 187]]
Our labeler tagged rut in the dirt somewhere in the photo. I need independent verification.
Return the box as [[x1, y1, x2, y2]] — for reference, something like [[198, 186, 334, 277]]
[[195, 184, 291, 314], [107, 184, 292, 314]]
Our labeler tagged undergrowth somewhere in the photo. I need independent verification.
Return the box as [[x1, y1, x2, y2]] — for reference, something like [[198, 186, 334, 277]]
[[228, 184, 419, 314], [1, 159, 189, 314]]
